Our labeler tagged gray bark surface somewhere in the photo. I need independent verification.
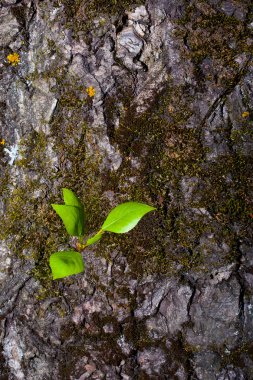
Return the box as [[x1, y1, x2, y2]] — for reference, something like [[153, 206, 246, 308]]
[[0, 0, 253, 379]]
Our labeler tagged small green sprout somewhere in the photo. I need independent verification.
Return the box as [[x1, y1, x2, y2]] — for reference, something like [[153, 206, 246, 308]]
[[51, 188, 85, 236], [49, 188, 156, 280]]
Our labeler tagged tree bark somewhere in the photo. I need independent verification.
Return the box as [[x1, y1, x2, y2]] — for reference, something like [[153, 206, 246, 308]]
[[0, 0, 253, 378]]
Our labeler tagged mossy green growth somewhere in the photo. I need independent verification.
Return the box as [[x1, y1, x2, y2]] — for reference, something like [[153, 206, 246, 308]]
[[0, 131, 70, 295], [0, 181, 66, 295], [2, 0, 252, 292], [177, 1, 253, 90], [218, 342, 253, 376], [49, 92, 106, 236], [99, 65, 253, 274], [97, 83, 205, 275], [61, 0, 145, 18], [59, 0, 145, 38]]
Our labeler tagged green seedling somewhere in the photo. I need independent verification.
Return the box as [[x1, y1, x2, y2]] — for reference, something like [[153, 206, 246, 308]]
[[49, 188, 156, 280], [51, 188, 85, 236]]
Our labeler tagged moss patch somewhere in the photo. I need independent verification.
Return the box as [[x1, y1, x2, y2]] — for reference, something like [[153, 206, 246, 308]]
[[2, 0, 253, 293], [59, 0, 145, 39], [97, 69, 252, 275]]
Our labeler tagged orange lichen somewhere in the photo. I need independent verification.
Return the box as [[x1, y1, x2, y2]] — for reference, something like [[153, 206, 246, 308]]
[[86, 86, 96, 97], [242, 111, 250, 118], [7, 52, 20, 66]]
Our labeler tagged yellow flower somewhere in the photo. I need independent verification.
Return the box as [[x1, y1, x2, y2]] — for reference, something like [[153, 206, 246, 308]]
[[86, 86, 95, 97], [0, 139, 5, 145], [7, 52, 20, 66], [242, 111, 250, 118]]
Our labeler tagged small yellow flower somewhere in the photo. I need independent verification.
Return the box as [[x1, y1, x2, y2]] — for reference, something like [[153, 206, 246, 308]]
[[242, 111, 250, 118], [7, 52, 20, 66], [0, 139, 5, 145], [86, 86, 95, 97]]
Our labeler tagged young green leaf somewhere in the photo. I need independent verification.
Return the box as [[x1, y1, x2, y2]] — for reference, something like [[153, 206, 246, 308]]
[[49, 251, 85, 280], [101, 202, 156, 233], [51, 204, 84, 236], [62, 188, 83, 209], [86, 231, 103, 246]]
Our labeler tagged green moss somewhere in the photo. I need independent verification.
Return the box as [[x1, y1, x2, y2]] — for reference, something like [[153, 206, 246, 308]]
[[177, 2, 253, 89], [59, 313, 125, 377], [0, 130, 70, 295], [58, 0, 145, 40], [97, 59, 253, 273], [95, 83, 204, 275], [61, 0, 145, 19], [2, 0, 252, 297], [218, 342, 253, 375]]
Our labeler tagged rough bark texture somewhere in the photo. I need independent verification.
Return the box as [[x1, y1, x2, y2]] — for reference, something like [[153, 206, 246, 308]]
[[0, 0, 253, 379]]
